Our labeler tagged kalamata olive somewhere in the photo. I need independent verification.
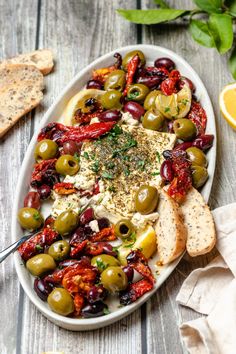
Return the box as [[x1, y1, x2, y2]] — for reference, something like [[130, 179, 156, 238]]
[[192, 134, 214, 151], [154, 57, 175, 71], [87, 285, 108, 303], [70, 227, 87, 246], [97, 217, 110, 230], [178, 77, 195, 92], [123, 101, 145, 120], [122, 266, 134, 282], [86, 79, 103, 90], [101, 243, 117, 257], [136, 76, 161, 89], [42, 169, 60, 187], [81, 301, 108, 318], [34, 278, 53, 301], [99, 110, 121, 122], [160, 160, 174, 182], [62, 140, 81, 155], [37, 184, 51, 200], [44, 215, 56, 229], [167, 121, 174, 133], [24, 192, 41, 209], [58, 259, 80, 268], [162, 150, 173, 160], [79, 208, 94, 225]]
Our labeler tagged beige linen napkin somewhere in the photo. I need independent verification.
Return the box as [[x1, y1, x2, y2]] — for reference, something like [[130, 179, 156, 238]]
[[176, 203, 236, 354]]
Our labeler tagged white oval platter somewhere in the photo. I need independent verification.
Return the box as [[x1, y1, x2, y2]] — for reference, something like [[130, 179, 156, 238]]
[[12, 44, 216, 331]]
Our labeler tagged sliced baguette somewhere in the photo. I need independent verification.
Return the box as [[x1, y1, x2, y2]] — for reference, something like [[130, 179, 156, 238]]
[[0, 82, 43, 137], [180, 187, 216, 257], [155, 189, 187, 264], [0, 64, 44, 91], [0, 49, 54, 75]]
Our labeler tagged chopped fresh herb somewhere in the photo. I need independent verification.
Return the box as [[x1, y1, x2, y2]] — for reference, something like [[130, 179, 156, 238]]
[[73, 152, 80, 162], [112, 135, 137, 157], [108, 186, 116, 192], [151, 171, 160, 176], [35, 244, 43, 251], [156, 151, 161, 163], [102, 171, 114, 179], [96, 260, 107, 271], [109, 125, 123, 136], [137, 159, 145, 171], [181, 98, 189, 105], [127, 91, 139, 100], [124, 167, 130, 176], [176, 105, 180, 114], [90, 152, 96, 160], [83, 152, 90, 160], [67, 203, 72, 208], [106, 161, 115, 169], [33, 212, 40, 221], [91, 160, 100, 173], [123, 232, 136, 248], [103, 307, 110, 315], [164, 107, 170, 113], [137, 247, 143, 252], [112, 245, 121, 252]]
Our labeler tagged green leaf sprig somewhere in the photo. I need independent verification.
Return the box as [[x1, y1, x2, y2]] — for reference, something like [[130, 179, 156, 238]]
[[117, 0, 236, 79]]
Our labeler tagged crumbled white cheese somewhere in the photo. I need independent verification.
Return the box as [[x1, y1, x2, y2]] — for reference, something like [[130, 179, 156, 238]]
[[89, 220, 100, 233], [64, 173, 95, 191], [90, 117, 100, 124], [51, 193, 81, 217], [94, 205, 121, 224], [121, 111, 139, 126], [131, 212, 159, 229]]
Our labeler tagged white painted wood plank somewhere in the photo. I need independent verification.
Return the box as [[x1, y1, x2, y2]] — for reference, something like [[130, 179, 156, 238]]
[[0, 1, 38, 354]]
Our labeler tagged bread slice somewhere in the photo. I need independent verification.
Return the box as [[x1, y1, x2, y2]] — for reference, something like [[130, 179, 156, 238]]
[[155, 189, 187, 264], [0, 64, 44, 91], [0, 82, 43, 137], [0, 49, 54, 75], [180, 187, 216, 257]]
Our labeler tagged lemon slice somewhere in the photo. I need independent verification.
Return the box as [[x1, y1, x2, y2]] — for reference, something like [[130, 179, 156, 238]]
[[219, 82, 236, 130], [155, 84, 191, 119], [64, 89, 105, 126]]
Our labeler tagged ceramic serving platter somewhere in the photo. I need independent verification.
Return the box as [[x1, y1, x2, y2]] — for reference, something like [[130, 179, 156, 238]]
[[12, 44, 216, 331]]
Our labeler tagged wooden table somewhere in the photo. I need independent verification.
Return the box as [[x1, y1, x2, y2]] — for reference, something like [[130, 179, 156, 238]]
[[0, 1, 235, 353]]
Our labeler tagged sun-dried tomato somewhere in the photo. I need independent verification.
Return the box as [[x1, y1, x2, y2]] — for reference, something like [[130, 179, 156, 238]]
[[18, 227, 60, 262], [73, 293, 84, 316], [70, 240, 88, 258], [90, 227, 116, 242], [167, 150, 192, 203], [127, 250, 155, 285], [120, 279, 153, 305], [53, 182, 77, 195], [62, 265, 97, 294], [37, 122, 69, 142], [123, 54, 140, 96], [31, 159, 58, 188], [187, 100, 207, 135]]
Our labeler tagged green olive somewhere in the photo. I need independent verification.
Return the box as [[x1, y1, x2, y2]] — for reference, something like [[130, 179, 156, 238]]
[[104, 70, 126, 92], [122, 50, 146, 71], [186, 147, 208, 167], [127, 84, 150, 102], [173, 119, 197, 141], [101, 266, 128, 293], [142, 108, 165, 131], [114, 219, 134, 239], [144, 90, 161, 111], [135, 185, 159, 215], [48, 240, 71, 262], [91, 254, 120, 272], [18, 207, 44, 231], [55, 154, 79, 176], [47, 288, 74, 316], [34, 139, 58, 161], [101, 90, 122, 110], [191, 165, 209, 189], [26, 254, 56, 277], [54, 210, 79, 236]]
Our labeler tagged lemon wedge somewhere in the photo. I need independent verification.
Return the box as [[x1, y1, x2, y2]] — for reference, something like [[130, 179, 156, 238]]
[[64, 89, 105, 126], [155, 84, 191, 119], [219, 83, 236, 130]]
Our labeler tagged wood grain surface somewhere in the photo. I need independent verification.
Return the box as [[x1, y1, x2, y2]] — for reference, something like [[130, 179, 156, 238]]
[[0, 1, 235, 353]]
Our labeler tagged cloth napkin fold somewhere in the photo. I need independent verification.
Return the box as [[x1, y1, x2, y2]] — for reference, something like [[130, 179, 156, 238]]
[[176, 203, 236, 354]]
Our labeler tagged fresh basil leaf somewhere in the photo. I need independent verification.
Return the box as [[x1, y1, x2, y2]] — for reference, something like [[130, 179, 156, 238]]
[[208, 14, 233, 54], [193, 0, 222, 13], [117, 9, 188, 25], [189, 19, 215, 48], [153, 0, 170, 8], [224, 0, 236, 16], [229, 46, 236, 79]]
